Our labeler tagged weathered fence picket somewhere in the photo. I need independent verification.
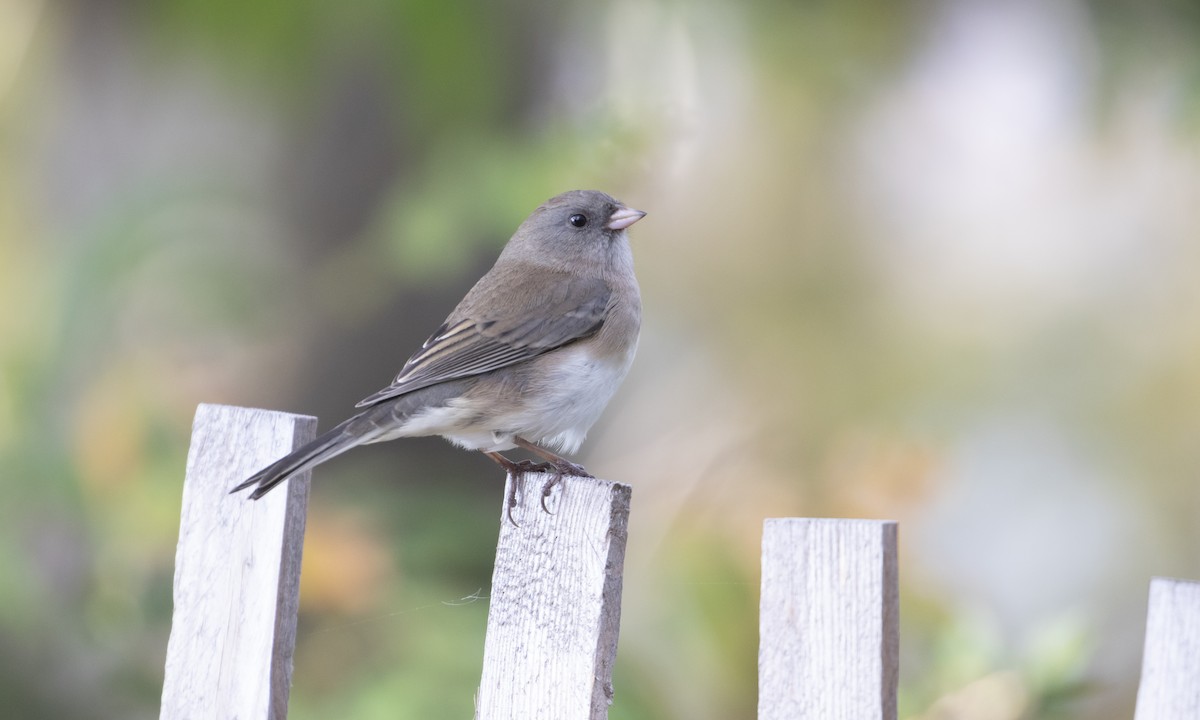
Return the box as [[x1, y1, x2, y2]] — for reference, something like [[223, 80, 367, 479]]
[[475, 472, 632, 720], [758, 518, 899, 720], [160, 404, 315, 720], [1134, 577, 1200, 719]]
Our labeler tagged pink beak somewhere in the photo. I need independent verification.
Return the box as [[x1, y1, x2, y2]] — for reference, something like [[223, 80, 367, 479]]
[[606, 206, 647, 231]]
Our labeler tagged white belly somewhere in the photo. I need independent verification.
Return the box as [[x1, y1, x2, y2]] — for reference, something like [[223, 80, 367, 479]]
[[396, 342, 636, 455], [506, 343, 637, 453]]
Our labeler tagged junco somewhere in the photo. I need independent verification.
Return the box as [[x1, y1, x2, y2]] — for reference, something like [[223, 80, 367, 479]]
[[232, 189, 645, 513]]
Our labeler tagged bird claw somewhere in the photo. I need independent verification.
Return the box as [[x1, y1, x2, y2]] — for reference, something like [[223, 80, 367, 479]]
[[536, 460, 593, 514], [485, 448, 592, 523], [540, 474, 560, 513], [504, 471, 522, 528]]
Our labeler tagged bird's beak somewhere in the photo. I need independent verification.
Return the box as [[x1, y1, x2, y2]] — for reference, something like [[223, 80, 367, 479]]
[[606, 206, 647, 231]]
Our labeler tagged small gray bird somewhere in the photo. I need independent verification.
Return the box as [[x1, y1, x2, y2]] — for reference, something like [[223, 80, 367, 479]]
[[232, 190, 644, 510]]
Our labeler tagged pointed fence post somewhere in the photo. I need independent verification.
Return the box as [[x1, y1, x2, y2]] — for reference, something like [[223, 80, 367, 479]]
[[1134, 577, 1200, 719], [160, 404, 316, 720], [476, 472, 632, 720], [758, 518, 899, 720]]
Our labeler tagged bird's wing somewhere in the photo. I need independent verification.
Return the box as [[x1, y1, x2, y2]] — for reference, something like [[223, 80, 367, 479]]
[[355, 272, 612, 408]]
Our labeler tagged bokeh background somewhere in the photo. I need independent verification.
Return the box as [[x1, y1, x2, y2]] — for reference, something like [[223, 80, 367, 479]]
[[2, 0, 1199, 717]]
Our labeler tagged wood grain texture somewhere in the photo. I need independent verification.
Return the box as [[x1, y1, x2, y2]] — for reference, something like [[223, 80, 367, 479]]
[[476, 472, 632, 720], [160, 404, 315, 720], [758, 518, 898, 720], [1134, 577, 1200, 719]]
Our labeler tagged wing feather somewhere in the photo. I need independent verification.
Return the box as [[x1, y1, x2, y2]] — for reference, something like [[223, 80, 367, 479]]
[[355, 273, 611, 408]]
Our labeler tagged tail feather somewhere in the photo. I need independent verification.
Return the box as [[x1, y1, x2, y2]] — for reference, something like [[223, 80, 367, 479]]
[[230, 379, 473, 499], [230, 416, 375, 499]]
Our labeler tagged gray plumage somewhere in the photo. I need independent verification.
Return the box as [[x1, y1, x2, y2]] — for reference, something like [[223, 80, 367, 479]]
[[232, 189, 644, 500]]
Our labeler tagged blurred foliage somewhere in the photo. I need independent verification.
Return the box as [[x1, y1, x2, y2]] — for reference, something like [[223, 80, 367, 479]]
[[3, 0, 1200, 718]]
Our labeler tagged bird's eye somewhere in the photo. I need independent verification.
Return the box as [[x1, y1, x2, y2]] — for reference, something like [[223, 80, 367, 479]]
[[568, 214, 588, 228]]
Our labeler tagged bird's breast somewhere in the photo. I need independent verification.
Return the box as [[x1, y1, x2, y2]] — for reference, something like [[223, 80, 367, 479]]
[[517, 338, 638, 453]]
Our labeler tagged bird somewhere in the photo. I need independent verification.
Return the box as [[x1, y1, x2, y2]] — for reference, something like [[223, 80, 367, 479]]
[[231, 189, 645, 516]]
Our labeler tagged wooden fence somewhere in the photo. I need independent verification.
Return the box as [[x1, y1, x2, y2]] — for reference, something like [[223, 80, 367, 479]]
[[159, 404, 1200, 719]]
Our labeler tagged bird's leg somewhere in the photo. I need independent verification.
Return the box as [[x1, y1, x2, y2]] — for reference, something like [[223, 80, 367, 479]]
[[511, 437, 592, 476], [511, 437, 593, 513], [483, 451, 529, 526]]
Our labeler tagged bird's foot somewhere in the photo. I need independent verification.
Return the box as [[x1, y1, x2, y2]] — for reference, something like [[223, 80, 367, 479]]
[[502, 460, 592, 514], [483, 449, 592, 521], [509, 458, 591, 478], [511, 459, 545, 473], [483, 451, 528, 526], [534, 459, 593, 513], [502, 460, 568, 524], [506, 437, 594, 511]]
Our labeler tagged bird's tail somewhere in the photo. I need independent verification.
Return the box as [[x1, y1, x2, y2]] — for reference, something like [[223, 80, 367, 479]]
[[230, 414, 381, 500]]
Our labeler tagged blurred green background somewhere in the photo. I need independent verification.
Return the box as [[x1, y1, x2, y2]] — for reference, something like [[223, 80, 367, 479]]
[[2, 0, 1199, 717]]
